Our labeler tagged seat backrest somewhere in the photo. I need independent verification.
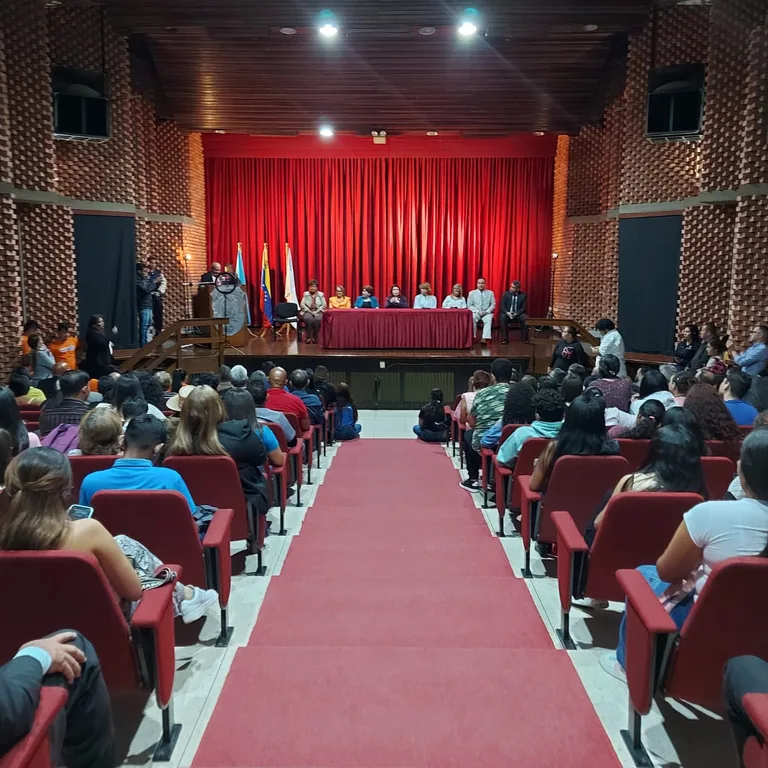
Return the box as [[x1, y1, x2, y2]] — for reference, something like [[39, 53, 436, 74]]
[[68, 455, 118, 503], [738, 425, 753, 439], [588, 492, 703, 602], [284, 412, 302, 438], [538, 454, 630, 543], [509, 438, 549, 509], [0, 551, 138, 691], [275, 302, 298, 319], [666, 557, 768, 710], [499, 424, 522, 446], [162, 455, 249, 540], [451, 395, 462, 411], [707, 440, 742, 464], [92, 490, 205, 586], [263, 420, 288, 453], [701, 455, 735, 499], [617, 439, 651, 472]]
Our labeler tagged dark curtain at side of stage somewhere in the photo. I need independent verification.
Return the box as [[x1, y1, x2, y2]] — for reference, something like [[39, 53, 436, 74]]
[[74, 214, 137, 347], [206, 157, 554, 319]]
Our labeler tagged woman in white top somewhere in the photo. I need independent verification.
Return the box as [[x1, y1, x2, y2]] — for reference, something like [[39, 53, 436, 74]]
[[442, 284, 467, 309], [413, 282, 437, 309], [592, 318, 626, 379], [603, 428, 768, 679]]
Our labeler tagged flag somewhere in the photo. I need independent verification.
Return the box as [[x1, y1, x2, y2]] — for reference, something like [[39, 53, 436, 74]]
[[284, 243, 298, 327], [235, 242, 251, 325], [260, 243, 273, 326]]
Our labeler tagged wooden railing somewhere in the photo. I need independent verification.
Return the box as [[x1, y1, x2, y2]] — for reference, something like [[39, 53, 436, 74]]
[[524, 318, 598, 347], [117, 317, 229, 373]]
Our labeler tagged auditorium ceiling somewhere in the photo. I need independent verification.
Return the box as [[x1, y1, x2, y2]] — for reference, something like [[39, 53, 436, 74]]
[[98, 0, 653, 136]]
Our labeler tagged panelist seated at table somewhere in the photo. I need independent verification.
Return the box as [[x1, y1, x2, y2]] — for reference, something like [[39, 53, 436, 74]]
[[442, 284, 467, 309], [385, 285, 408, 309], [354, 285, 380, 309], [467, 277, 496, 344], [413, 282, 437, 309], [299, 279, 327, 344], [329, 285, 352, 309]]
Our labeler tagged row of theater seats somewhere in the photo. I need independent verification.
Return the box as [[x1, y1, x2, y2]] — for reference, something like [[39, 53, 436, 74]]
[[1, 407, 334, 767], [450, 414, 768, 766]]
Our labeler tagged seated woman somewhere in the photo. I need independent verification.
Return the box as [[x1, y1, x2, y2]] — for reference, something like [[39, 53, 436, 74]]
[[119, 397, 148, 429], [608, 399, 665, 440], [334, 383, 362, 440], [0, 428, 12, 484], [673, 324, 701, 371], [670, 369, 695, 406], [601, 428, 768, 681], [589, 354, 632, 411], [529, 389, 619, 494], [549, 326, 590, 373], [414, 388, 448, 442], [328, 285, 351, 310], [684, 382, 741, 442], [413, 282, 437, 309], [27, 335, 55, 384], [69, 407, 123, 457], [630, 369, 676, 414], [8, 371, 46, 406], [442, 284, 467, 309], [219, 388, 284, 517], [0, 386, 39, 452], [354, 286, 379, 309], [700, 337, 728, 376], [0, 447, 219, 623], [100, 373, 166, 421], [457, 370, 491, 426], [385, 285, 408, 309], [299, 279, 327, 344], [165, 385, 228, 458]]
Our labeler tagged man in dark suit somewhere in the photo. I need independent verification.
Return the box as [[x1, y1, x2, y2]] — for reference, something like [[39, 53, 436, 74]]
[[200, 261, 223, 284], [500, 280, 528, 343], [0, 631, 115, 766]]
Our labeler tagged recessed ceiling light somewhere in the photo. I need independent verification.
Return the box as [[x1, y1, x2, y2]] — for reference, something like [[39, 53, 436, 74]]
[[426, 131, 439, 136], [458, 21, 477, 36], [584, 24, 599, 32], [533, 131, 545, 136], [280, 27, 297, 35], [418, 26, 436, 36], [319, 125, 334, 138], [319, 23, 338, 37], [458, 8, 479, 37], [214, 130, 226, 134]]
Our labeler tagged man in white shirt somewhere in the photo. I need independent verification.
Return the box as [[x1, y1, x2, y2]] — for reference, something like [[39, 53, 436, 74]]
[[466, 278, 496, 345]]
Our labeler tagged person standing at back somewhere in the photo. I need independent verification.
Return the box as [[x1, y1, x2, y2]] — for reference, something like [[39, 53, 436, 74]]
[[592, 318, 626, 379], [148, 258, 167, 335], [136, 263, 154, 346], [466, 278, 496, 346], [48, 323, 78, 370]]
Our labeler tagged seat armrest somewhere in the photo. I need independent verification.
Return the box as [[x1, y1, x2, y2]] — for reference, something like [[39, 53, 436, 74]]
[[480, 447, 494, 458], [616, 569, 677, 717], [517, 475, 541, 551], [202, 508, 234, 550], [203, 508, 234, 606], [492, 455, 513, 477], [552, 510, 587, 554], [552, 511, 587, 612]]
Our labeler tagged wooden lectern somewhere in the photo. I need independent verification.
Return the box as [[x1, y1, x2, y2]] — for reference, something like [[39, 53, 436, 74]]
[[194, 283, 248, 347]]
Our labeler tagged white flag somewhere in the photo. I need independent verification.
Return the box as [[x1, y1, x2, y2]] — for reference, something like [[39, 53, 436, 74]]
[[284, 243, 298, 327]]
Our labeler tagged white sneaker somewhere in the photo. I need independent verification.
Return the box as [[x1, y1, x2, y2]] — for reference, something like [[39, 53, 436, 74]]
[[573, 597, 609, 610], [599, 652, 627, 683], [180, 587, 219, 624]]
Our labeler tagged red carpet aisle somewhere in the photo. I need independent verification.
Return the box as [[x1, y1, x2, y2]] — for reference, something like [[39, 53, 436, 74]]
[[193, 441, 621, 767]]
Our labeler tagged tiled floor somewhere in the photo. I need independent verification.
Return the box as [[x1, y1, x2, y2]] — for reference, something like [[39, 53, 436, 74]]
[[118, 410, 733, 767]]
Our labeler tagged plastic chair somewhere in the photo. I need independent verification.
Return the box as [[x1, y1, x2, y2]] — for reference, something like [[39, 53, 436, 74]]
[[743, 693, 768, 768], [707, 439, 742, 464], [552, 492, 703, 648], [518, 454, 630, 577], [617, 558, 768, 766], [480, 423, 521, 508], [0, 687, 67, 768], [162, 455, 268, 575], [92, 489, 234, 646], [284, 412, 311, 486], [616, 440, 651, 472], [701, 455, 735, 499], [0, 551, 180, 761], [68, 455, 117, 503], [260, 420, 290, 535]]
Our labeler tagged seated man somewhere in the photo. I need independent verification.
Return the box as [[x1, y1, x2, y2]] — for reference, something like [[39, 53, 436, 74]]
[[721, 369, 759, 426], [500, 280, 528, 343], [39, 370, 90, 437], [250, 379, 297, 447], [314, 365, 337, 407], [733, 324, 768, 377], [497, 390, 565, 466], [79, 415, 202, 528], [0, 631, 115, 767], [466, 278, 496, 346], [289, 369, 324, 426], [266, 366, 310, 433]]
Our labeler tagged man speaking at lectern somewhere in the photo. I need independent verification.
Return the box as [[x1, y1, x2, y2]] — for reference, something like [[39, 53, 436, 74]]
[[200, 262, 222, 283]]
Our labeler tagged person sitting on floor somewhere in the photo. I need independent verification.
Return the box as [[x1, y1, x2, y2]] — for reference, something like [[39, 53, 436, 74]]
[[8, 371, 46, 406], [289, 369, 324, 425], [334, 383, 361, 440], [497, 389, 565, 467], [721, 369, 759, 426], [600, 427, 768, 682], [414, 388, 449, 442], [608, 399, 665, 440], [3, 446, 218, 624], [0, 631, 115, 766], [684, 382, 742, 442], [481, 381, 535, 450]]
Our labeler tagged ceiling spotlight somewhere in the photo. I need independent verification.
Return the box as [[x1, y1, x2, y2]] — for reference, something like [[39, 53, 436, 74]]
[[418, 26, 436, 36], [533, 131, 545, 136], [426, 131, 439, 136], [318, 10, 338, 37], [319, 23, 338, 36], [214, 130, 226, 134], [458, 8, 479, 37], [279, 27, 297, 35], [584, 23, 599, 32], [319, 125, 334, 138]]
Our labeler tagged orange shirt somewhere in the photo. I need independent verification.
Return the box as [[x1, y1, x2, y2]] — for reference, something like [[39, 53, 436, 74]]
[[329, 296, 351, 309], [21, 334, 31, 356], [49, 336, 78, 369]]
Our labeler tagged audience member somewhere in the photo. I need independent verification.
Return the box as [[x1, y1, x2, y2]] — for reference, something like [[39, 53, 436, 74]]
[[192, 371, 219, 390], [28, 334, 55, 383], [669, 370, 695, 406], [334, 383, 361, 440], [0, 387, 38, 452], [249, 380, 296, 446], [120, 397, 148, 426], [166, 386, 227, 458], [733, 324, 768, 376], [537, 375, 559, 391], [166, 384, 194, 414], [49, 323, 78, 370], [663, 406, 707, 454], [266, 367, 310, 433], [688, 321, 717, 371], [550, 326, 589, 372], [313, 365, 337, 406], [0, 631, 115, 766], [414, 388, 448, 442], [560, 373, 583, 406], [457, 370, 491, 426], [549, 368, 567, 386], [659, 364, 678, 383], [698, 368, 725, 389], [103, 373, 166, 422], [497, 389, 565, 467], [73, 407, 122, 457], [219, 388, 283, 515], [702, 337, 728, 376], [461, 358, 514, 492], [684, 382, 741, 442], [20, 319, 40, 356], [482, 382, 536, 450], [0, 428, 12, 481], [218, 365, 233, 394], [171, 368, 188, 393], [38, 370, 90, 438], [588, 354, 630, 411], [529, 390, 619, 493], [135, 370, 168, 411], [3, 445, 218, 624], [608, 399, 665, 440], [592, 318, 626, 378], [602, 428, 768, 680], [8, 371, 46, 406], [726, 412, 768, 499], [721, 370, 759, 426], [567, 363, 588, 382], [289, 369, 324, 425], [631, 369, 675, 413], [673, 324, 700, 370], [261, 360, 276, 376], [155, 370, 174, 402], [230, 365, 249, 388], [521, 374, 540, 391]]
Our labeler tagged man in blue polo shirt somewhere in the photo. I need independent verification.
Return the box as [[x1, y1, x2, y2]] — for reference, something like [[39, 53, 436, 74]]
[[79, 414, 196, 512], [720, 370, 759, 426]]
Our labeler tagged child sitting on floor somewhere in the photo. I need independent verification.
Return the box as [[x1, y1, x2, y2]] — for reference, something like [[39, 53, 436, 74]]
[[333, 383, 362, 441], [413, 388, 448, 442]]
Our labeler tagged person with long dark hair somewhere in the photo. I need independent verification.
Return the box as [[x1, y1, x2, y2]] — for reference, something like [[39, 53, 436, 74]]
[[385, 285, 408, 309], [609, 399, 665, 440], [0, 388, 37, 452], [684, 382, 741, 442], [631, 369, 675, 413], [82, 314, 116, 379], [334, 383, 361, 440], [414, 388, 448, 442], [663, 406, 708, 456], [100, 373, 166, 421], [529, 389, 619, 492], [674, 324, 701, 370], [670, 370, 695, 406], [589, 354, 632, 411]]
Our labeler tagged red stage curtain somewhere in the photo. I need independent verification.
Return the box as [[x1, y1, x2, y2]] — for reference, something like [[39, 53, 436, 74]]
[[206, 156, 554, 320]]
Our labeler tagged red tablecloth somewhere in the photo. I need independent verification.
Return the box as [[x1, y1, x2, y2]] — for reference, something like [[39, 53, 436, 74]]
[[321, 309, 474, 349]]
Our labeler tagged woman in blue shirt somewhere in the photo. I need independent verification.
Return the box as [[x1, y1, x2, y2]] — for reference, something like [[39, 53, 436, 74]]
[[413, 282, 437, 309], [354, 286, 379, 309], [334, 383, 362, 440]]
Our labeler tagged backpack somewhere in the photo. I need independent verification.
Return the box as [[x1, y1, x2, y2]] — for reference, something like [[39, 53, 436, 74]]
[[41, 423, 80, 454]]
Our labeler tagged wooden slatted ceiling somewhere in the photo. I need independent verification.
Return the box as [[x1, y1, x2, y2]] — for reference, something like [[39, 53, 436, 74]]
[[98, 0, 653, 135]]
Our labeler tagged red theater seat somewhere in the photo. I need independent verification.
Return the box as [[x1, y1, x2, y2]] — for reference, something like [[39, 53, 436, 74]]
[[283, 412, 307, 499], [0, 551, 180, 761], [480, 423, 520, 509], [701, 455, 735, 499], [91, 489, 233, 646], [616, 440, 651, 473], [706, 439, 742, 464], [743, 694, 768, 768], [68, 455, 117, 503], [261, 421, 290, 535], [0, 687, 67, 768], [552, 492, 703, 648]]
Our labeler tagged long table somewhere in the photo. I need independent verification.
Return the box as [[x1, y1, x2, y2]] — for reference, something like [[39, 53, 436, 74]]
[[320, 308, 475, 350]]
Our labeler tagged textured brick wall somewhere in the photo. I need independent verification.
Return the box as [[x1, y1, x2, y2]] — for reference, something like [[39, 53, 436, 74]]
[[551, 135, 572, 317]]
